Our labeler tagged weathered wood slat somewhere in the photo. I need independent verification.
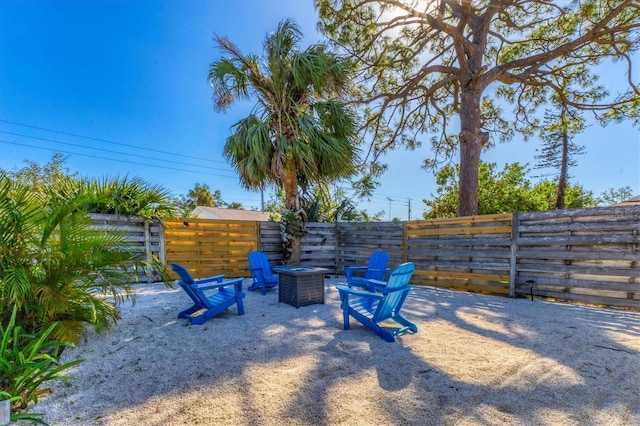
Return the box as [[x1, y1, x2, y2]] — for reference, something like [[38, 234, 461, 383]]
[[406, 225, 512, 237], [406, 247, 513, 256], [406, 236, 512, 246], [413, 270, 509, 282], [516, 249, 639, 262], [516, 262, 640, 277], [518, 205, 640, 220], [406, 213, 512, 226], [518, 220, 640, 234], [412, 280, 510, 295], [517, 234, 640, 245], [523, 289, 640, 309], [517, 275, 638, 292]]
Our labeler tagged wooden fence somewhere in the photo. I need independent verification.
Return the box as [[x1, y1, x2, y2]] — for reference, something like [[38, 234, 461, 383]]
[[405, 214, 513, 295], [336, 222, 404, 273], [513, 206, 639, 307], [94, 204, 639, 308], [89, 213, 164, 282], [163, 218, 259, 279], [259, 221, 338, 272]]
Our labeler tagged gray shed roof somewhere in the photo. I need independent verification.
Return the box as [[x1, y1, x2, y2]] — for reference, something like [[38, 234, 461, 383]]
[[191, 206, 273, 221]]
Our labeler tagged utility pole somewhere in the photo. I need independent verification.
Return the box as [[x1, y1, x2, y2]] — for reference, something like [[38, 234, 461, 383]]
[[387, 197, 392, 221], [261, 187, 264, 211], [407, 198, 411, 221]]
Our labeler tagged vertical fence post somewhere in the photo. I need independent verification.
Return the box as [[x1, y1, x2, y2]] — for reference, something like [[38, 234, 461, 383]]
[[256, 221, 261, 251], [402, 222, 408, 263], [334, 222, 339, 276], [143, 220, 152, 283], [509, 213, 519, 297], [158, 220, 166, 267]]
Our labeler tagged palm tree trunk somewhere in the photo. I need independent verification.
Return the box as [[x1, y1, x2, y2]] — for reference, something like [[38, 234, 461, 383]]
[[281, 166, 303, 265]]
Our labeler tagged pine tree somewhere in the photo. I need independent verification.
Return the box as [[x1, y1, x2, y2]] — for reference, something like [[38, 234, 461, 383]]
[[535, 106, 586, 209]]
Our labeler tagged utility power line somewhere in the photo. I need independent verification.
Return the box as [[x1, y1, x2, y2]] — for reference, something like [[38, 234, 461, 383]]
[[0, 140, 238, 179], [1, 131, 233, 173], [0, 119, 227, 165]]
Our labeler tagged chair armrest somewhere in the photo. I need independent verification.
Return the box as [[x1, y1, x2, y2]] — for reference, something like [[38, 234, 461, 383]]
[[194, 275, 225, 285], [365, 278, 386, 292], [248, 266, 267, 282], [221, 277, 244, 292], [336, 285, 384, 300], [344, 266, 366, 279], [196, 277, 243, 291]]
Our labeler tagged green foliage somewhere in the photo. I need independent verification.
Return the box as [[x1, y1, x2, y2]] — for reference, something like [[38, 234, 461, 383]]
[[423, 162, 596, 218], [209, 19, 358, 199], [225, 201, 244, 210], [264, 189, 286, 220], [79, 175, 178, 220], [0, 172, 168, 344], [5, 155, 178, 221], [280, 209, 305, 264], [209, 18, 359, 262], [597, 186, 635, 205], [0, 158, 174, 422], [5, 153, 75, 194], [174, 183, 232, 217], [1, 306, 81, 425], [317, 0, 640, 215], [535, 108, 586, 172], [267, 183, 377, 222], [299, 182, 369, 222]]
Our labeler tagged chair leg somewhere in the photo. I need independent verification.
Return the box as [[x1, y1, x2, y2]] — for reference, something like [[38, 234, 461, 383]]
[[375, 327, 396, 343], [393, 314, 418, 333], [358, 315, 395, 342], [177, 305, 200, 319], [342, 296, 351, 330], [236, 294, 245, 316]]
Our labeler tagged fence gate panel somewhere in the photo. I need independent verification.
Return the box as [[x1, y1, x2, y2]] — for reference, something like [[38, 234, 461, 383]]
[[404, 214, 513, 294], [164, 218, 259, 279]]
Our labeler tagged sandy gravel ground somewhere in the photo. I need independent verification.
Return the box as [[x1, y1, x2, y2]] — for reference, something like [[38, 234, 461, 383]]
[[33, 277, 640, 426]]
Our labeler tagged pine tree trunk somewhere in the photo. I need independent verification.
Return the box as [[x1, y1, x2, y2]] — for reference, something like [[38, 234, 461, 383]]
[[555, 127, 570, 210], [458, 88, 487, 217]]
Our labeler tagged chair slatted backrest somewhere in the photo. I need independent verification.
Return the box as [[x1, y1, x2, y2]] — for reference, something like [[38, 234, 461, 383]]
[[170, 263, 213, 309], [248, 251, 275, 280], [364, 251, 389, 280], [374, 262, 415, 320]]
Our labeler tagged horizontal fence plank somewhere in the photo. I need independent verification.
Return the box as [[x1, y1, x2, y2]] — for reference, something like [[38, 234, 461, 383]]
[[523, 288, 640, 309], [407, 225, 512, 237]]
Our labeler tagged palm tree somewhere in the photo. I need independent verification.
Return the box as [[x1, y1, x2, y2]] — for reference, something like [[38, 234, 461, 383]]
[[209, 19, 358, 264], [0, 173, 169, 343]]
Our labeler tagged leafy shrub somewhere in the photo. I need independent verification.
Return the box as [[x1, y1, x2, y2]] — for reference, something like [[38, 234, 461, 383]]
[[0, 172, 170, 343], [1, 306, 81, 425]]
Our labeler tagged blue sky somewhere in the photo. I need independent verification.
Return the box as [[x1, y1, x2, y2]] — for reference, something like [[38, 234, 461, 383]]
[[1, 0, 638, 220]]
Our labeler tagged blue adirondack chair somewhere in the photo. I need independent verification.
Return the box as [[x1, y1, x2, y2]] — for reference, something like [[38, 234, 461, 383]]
[[337, 262, 418, 342], [345, 250, 389, 291], [247, 251, 279, 295], [170, 263, 245, 325]]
